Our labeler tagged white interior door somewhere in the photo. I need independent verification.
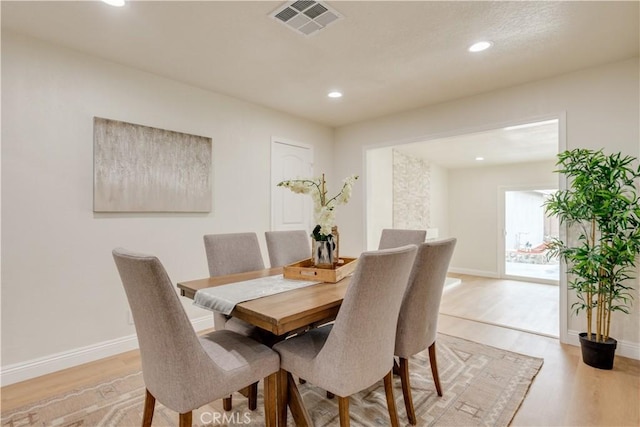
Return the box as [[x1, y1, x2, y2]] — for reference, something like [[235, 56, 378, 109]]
[[271, 139, 313, 232]]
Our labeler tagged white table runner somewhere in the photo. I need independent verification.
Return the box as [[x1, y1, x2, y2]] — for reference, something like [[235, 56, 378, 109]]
[[193, 274, 321, 315]]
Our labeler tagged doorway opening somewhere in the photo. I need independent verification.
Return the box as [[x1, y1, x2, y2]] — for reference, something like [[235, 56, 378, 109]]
[[364, 116, 563, 338], [502, 188, 559, 284]]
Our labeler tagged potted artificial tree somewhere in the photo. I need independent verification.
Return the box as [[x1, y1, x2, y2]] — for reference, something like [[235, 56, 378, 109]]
[[544, 148, 640, 369]]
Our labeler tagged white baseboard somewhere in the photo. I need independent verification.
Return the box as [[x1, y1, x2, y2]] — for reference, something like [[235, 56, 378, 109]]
[[0, 315, 214, 387], [566, 330, 640, 361], [448, 267, 500, 278]]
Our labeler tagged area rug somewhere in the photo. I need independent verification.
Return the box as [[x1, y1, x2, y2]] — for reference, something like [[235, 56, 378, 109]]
[[1, 334, 543, 426]]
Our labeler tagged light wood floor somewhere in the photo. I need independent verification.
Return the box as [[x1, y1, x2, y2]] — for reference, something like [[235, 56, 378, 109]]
[[441, 274, 559, 337], [2, 276, 639, 426], [439, 274, 638, 426]]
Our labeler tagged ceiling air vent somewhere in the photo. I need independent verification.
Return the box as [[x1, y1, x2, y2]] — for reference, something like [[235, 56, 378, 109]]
[[271, 1, 343, 37]]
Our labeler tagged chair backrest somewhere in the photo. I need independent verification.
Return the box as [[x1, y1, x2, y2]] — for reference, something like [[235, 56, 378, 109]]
[[378, 228, 427, 249], [316, 244, 417, 396], [395, 238, 457, 358], [203, 232, 265, 276], [112, 248, 219, 410], [265, 230, 310, 267]]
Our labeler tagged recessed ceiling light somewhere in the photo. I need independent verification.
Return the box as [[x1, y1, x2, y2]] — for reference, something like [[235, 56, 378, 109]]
[[468, 41, 493, 52], [102, 0, 125, 7], [327, 91, 343, 98], [475, 156, 485, 161]]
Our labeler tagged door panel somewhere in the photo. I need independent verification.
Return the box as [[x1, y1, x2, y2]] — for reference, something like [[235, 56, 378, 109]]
[[271, 140, 313, 232]]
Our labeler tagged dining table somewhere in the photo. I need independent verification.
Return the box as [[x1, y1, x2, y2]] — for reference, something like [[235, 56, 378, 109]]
[[177, 265, 354, 426], [177, 266, 352, 338]]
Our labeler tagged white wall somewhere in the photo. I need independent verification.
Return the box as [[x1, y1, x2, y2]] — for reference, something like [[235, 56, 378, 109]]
[[365, 146, 393, 250], [365, 153, 553, 277], [429, 163, 449, 240], [1, 32, 334, 375], [365, 149, 449, 249], [2, 31, 639, 381], [334, 58, 640, 356], [447, 161, 556, 276]]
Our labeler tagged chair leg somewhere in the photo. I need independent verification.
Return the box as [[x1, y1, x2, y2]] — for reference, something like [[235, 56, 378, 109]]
[[178, 411, 192, 427], [429, 342, 443, 396], [399, 357, 417, 425], [142, 389, 155, 427], [248, 382, 258, 410], [264, 373, 277, 427], [338, 395, 350, 427], [383, 370, 400, 427], [223, 395, 232, 411]]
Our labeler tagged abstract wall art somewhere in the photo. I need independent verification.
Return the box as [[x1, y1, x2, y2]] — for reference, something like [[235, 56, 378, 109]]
[[93, 117, 212, 212]]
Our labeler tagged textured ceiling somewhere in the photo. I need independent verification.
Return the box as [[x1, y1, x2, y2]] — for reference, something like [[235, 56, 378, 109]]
[[2, 1, 639, 128], [395, 119, 559, 169]]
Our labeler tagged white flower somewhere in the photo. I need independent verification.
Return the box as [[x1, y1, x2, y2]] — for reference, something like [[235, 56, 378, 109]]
[[277, 173, 359, 239], [335, 175, 357, 204], [317, 206, 336, 236]]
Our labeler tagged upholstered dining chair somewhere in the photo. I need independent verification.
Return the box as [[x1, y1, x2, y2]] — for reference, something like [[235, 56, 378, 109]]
[[265, 230, 310, 267], [203, 232, 266, 410], [203, 232, 265, 334], [112, 248, 279, 427], [273, 244, 418, 427], [265, 229, 319, 388], [395, 238, 457, 425], [378, 228, 427, 249]]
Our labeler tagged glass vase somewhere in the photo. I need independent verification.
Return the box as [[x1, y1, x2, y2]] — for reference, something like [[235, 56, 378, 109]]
[[312, 235, 336, 268]]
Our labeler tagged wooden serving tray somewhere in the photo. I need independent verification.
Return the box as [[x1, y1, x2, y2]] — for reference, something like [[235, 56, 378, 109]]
[[283, 257, 358, 283]]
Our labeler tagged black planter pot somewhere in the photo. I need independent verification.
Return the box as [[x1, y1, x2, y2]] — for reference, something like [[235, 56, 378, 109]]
[[579, 332, 617, 370]]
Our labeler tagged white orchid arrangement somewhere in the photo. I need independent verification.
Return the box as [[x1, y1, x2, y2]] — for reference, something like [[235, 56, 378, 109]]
[[278, 173, 359, 241]]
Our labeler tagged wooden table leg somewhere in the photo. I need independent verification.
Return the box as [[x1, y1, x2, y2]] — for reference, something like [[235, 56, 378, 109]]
[[287, 372, 312, 427], [277, 369, 288, 427], [264, 373, 277, 427]]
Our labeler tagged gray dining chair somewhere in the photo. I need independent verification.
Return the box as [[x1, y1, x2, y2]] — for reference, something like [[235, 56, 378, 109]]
[[112, 248, 279, 427], [378, 228, 427, 249], [203, 232, 265, 334], [265, 230, 310, 268], [395, 238, 457, 425], [204, 232, 265, 275], [265, 229, 320, 388], [203, 232, 266, 410], [273, 244, 418, 427]]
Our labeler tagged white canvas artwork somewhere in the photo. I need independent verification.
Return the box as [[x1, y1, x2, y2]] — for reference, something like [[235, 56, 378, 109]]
[[93, 117, 212, 212]]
